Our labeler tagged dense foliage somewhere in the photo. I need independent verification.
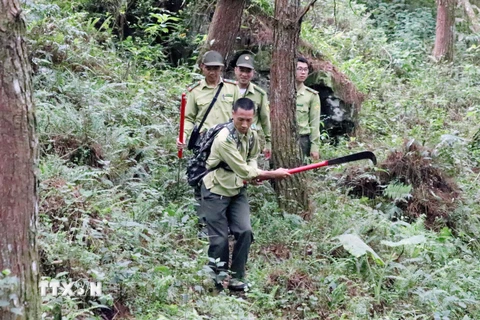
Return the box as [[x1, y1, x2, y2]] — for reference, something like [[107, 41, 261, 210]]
[[23, 0, 480, 318]]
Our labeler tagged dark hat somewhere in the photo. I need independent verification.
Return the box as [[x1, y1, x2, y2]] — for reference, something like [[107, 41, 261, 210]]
[[236, 54, 254, 69], [202, 50, 224, 66]]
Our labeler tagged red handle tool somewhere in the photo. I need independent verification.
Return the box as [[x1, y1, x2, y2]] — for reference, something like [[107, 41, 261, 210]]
[[287, 151, 377, 174], [178, 93, 186, 159]]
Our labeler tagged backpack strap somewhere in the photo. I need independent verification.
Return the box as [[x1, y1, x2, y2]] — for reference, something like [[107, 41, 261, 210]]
[[248, 131, 255, 155]]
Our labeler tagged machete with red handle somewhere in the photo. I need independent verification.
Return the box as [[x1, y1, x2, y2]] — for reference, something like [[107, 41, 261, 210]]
[[178, 93, 186, 159], [287, 151, 377, 174], [250, 151, 376, 184]]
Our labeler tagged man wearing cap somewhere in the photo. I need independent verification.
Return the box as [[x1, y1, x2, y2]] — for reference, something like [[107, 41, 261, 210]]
[[177, 50, 238, 235], [177, 50, 238, 148], [234, 53, 272, 159], [295, 57, 321, 162]]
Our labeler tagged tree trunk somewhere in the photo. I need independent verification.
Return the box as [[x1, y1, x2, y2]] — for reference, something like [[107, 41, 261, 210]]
[[206, 0, 247, 62], [461, 0, 480, 33], [0, 1, 40, 319], [270, 0, 311, 216], [432, 0, 456, 62]]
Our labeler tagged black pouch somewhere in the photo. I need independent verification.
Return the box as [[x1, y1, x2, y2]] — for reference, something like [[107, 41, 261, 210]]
[[187, 126, 201, 151]]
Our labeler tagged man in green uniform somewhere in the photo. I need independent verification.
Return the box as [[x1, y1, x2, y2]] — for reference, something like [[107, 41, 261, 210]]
[[199, 98, 290, 291], [295, 57, 321, 161], [176, 50, 238, 149], [234, 53, 271, 159], [176, 51, 239, 238]]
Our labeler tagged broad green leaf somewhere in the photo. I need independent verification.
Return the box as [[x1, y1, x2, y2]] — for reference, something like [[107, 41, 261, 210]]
[[154, 266, 171, 275], [381, 235, 426, 247], [335, 234, 384, 266]]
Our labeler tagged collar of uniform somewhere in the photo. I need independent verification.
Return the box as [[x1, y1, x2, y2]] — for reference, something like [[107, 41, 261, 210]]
[[296, 83, 306, 95], [227, 121, 251, 138], [233, 126, 250, 141], [246, 82, 255, 95], [236, 130, 248, 140], [200, 78, 224, 89]]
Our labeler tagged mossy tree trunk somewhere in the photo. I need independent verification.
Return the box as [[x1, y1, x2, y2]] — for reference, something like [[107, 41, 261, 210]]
[[270, 0, 312, 216], [432, 0, 456, 62], [0, 0, 40, 319], [206, 0, 247, 62]]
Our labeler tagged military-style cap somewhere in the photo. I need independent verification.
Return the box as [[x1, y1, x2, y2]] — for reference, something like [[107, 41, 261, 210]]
[[236, 54, 254, 69], [202, 50, 224, 66]]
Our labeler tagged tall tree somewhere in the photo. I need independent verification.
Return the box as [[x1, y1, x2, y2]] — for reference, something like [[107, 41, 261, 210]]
[[0, 0, 40, 319], [432, 0, 456, 62], [270, 0, 316, 215], [205, 0, 247, 61]]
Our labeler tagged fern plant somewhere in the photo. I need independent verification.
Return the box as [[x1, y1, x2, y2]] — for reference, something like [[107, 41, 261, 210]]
[[383, 182, 412, 203]]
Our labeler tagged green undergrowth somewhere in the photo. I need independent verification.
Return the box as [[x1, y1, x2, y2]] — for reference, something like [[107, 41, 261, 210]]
[[27, 0, 480, 319]]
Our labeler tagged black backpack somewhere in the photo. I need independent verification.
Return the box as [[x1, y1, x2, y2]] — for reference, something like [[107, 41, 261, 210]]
[[186, 122, 254, 187]]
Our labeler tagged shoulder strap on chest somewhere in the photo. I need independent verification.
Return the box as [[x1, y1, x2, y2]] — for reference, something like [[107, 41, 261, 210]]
[[196, 82, 224, 133]]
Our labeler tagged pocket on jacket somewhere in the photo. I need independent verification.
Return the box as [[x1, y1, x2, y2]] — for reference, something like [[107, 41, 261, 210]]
[[296, 104, 309, 113], [222, 94, 234, 104], [197, 97, 211, 107]]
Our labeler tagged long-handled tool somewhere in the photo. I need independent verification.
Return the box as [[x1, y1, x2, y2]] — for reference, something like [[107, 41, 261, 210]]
[[178, 93, 186, 159], [175, 93, 187, 200], [251, 151, 376, 184], [287, 151, 376, 174]]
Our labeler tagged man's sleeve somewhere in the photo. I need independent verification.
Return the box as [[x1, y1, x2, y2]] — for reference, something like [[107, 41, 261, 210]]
[[259, 96, 271, 150], [309, 93, 321, 153], [184, 91, 197, 140], [217, 138, 259, 181]]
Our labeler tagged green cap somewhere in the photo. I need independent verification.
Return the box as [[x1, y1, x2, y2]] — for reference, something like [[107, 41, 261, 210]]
[[202, 50, 224, 66], [236, 54, 254, 69]]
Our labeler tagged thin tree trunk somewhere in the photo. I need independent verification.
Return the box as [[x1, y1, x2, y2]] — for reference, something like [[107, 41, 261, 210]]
[[462, 0, 480, 33], [0, 0, 39, 319], [432, 0, 456, 62], [270, 0, 311, 216]]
